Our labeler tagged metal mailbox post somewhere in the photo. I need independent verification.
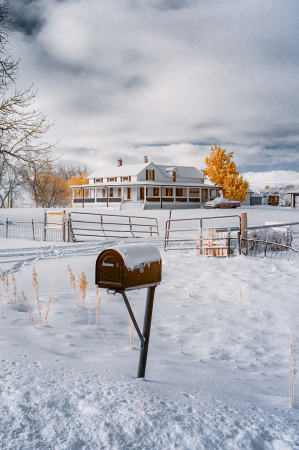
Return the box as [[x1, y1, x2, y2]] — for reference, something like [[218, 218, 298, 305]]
[[95, 244, 162, 378]]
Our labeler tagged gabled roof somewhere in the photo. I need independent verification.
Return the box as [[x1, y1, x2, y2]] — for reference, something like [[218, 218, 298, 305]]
[[154, 165, 204, 179], [89, 163, 150, 179], [89, 163, 205, 180]]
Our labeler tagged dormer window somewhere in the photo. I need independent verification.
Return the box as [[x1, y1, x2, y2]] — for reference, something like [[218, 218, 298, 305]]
[[108, 177, 116, 182], [121, 176, 131, 182], [146, 170, 155, 181], [95, 178, 103, 183], [173, 171, 176, 182]]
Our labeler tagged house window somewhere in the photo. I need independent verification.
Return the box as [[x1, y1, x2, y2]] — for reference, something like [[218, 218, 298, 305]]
[[146, 170, 155, 181], [140, 187, 144, 200], [95, 178, 103, 183], [108, 177, 116, 182], [118, 188, 121, 197], [153, 187, 159, 197], [102, 188, 106, 197], [173, 172, 176, 182], [189, 189, 199, 197], [121, 176, 131, 182], [109, 188, 113, 197], [176, 188, 183, 197], [127, 188, 131, 200], [165, 188, 173, 197]]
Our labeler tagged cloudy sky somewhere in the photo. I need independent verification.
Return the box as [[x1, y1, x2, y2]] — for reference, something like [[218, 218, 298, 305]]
[[10, 0, 299, 187]]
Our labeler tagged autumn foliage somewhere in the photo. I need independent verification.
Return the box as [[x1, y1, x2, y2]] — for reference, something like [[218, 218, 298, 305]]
[[202, 144, 249, 202]]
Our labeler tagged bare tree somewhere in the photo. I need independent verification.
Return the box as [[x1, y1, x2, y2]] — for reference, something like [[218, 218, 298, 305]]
[[56, 163, 91, 180], [0, 2, 56, 207]]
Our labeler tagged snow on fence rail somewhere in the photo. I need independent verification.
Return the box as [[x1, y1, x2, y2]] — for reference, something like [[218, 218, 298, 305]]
[[69, 211, 159, 241]]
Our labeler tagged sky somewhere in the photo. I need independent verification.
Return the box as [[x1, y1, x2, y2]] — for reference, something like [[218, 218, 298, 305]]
[[9, 0, 299, 188]]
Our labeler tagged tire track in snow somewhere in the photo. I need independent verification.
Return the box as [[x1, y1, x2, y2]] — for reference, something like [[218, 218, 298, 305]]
[[0, 240, 165, 275]]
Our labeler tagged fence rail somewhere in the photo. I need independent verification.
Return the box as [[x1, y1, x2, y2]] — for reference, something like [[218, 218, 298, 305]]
[[70, 211, 159, 241]]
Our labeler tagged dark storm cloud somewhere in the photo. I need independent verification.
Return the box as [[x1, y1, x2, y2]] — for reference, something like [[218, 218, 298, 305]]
[[9, 0, 299, 179]]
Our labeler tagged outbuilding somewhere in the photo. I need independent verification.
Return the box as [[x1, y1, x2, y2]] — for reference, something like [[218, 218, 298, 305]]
[[287, 190, 299, 209], [250, 192, 263, 206]]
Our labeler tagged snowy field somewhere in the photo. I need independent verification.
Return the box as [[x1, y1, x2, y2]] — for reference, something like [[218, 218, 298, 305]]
[[1, 206, 299, 449]]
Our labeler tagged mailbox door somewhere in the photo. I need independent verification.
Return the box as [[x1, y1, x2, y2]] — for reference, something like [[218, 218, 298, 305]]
[[97, 252, 123, 288]]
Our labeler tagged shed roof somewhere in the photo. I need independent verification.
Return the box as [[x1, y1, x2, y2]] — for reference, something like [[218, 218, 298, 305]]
[[251, 193, 263, 198]]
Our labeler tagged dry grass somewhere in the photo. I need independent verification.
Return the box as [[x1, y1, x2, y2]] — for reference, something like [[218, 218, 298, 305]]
[[21, 291, 34, 327], [77, 272, 87, 308], [289, 339, 296, 407], [10, 270, 18, 320], [137, 390, 144, 408], [67, 265, 78, 306], [1, 271, 10, 303], [45, 284, 52, 326], [95, 287, 101, 325], [32, 267, 42, 324], [102, 334, 112, 353]]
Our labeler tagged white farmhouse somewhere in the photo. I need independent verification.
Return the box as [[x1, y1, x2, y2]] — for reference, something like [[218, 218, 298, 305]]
[[70, 157, 221, 209]]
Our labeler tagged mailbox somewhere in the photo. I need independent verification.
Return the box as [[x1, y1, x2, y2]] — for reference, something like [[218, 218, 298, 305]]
[[95, 244, 162, 291]]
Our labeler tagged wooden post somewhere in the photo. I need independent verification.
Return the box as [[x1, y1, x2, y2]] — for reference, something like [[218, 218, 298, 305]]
[[44, 211, 47, 241], [137, 286, 156, 379], [241, 212, 247, 253]]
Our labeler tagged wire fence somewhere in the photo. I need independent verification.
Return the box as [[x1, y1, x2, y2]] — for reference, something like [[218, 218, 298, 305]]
[[0, 219, 66, 242]]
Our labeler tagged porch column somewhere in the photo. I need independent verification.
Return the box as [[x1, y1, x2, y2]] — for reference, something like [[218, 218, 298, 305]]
[[199, 187, 202, 206], [187, 187, 189, 203], [82, 188, 85, 208]]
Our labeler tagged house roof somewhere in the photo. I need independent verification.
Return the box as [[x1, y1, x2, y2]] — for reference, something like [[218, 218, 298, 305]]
[[89, 163, 149, 179], [88, 163, 205, 180], [156, 165, 204, 179], [251, 192, 263, 197], [287, 190, 299, 194]]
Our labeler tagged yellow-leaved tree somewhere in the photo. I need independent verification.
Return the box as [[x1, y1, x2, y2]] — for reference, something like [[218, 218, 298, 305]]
[[202, 144, 249, 202], [67, 174, 89, 199]]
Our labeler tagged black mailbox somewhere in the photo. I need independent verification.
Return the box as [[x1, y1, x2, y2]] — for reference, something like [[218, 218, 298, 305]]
[[96, 244, 162, 291]]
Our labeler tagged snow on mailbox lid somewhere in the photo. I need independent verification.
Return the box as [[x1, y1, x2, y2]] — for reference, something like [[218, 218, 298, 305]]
[[96, 244, 162, 291], [115, 244, 161, 271]]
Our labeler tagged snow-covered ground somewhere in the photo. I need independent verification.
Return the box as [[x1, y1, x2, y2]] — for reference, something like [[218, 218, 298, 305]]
[[1, 206, 299, 449]]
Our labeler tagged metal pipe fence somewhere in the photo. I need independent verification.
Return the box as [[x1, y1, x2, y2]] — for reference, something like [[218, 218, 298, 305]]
[[70, 211, 159, 241]]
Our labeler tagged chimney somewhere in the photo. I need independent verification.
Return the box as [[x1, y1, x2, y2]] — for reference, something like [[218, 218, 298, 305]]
[[118, 158, 122, 167], [143, 156, 148, 163]]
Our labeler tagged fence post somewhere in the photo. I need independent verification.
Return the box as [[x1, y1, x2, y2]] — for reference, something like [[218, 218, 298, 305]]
[[227, 228, 231, 258], [264, 235, 269, 257], [68, 214, 76, 243], [32, 219, 35, 240], [62, 209, 66, 242], [241, 213, 247, 254], [6, 218, 8, 238], [199, 218, 203, 255], [237, 231, 241, 255], [44, 210, 47, 241]]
